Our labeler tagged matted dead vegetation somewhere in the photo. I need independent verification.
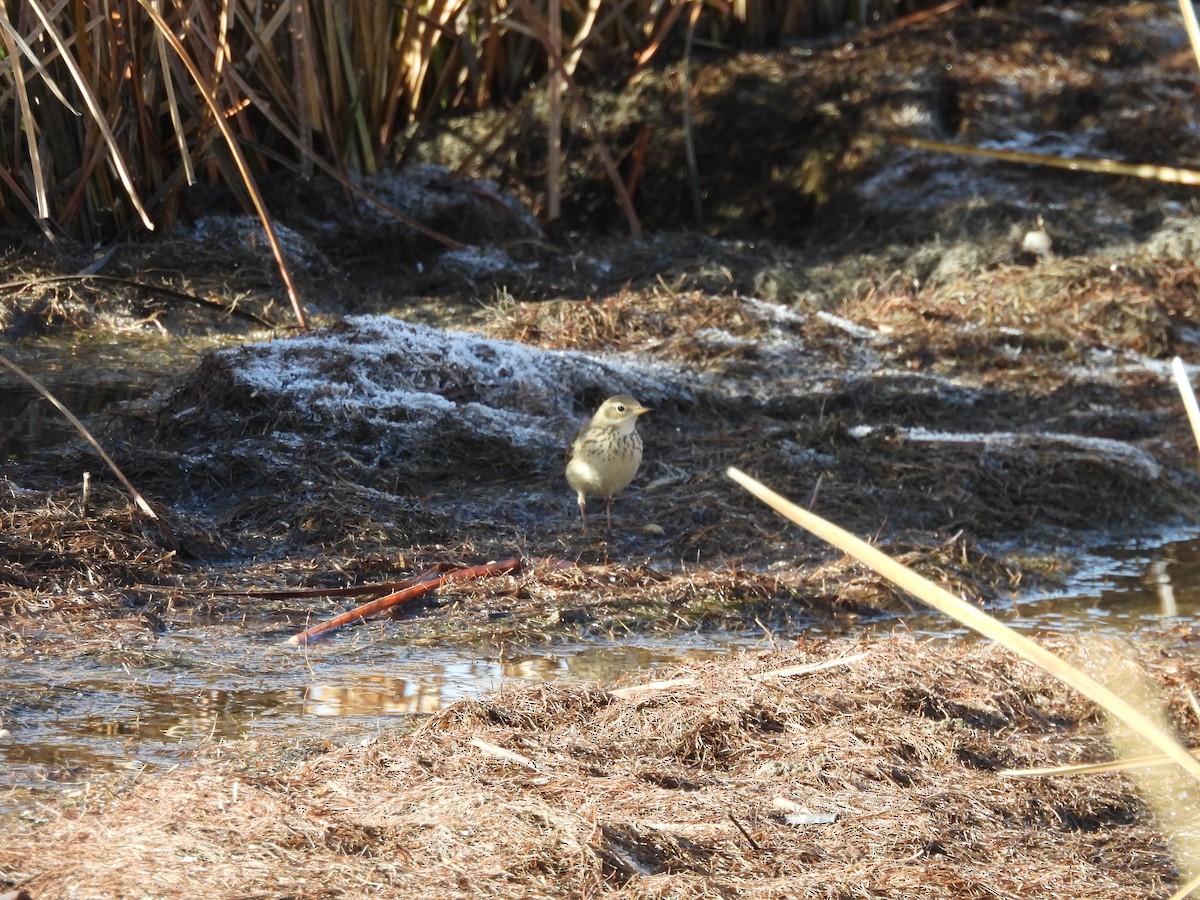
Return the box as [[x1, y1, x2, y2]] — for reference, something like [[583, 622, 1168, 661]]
[[4, 637, 1197, 898], [851, 251, 1200, 374], [5, 258, 1199, 654], [0, 467, 1028, 656], [8, 4, 1200, 894], [422, 1, 1198, 244], [481, 288, 789, 359]]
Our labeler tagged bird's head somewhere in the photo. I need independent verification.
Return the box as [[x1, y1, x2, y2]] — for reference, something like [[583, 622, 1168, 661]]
[[593, 395, 650, 432]]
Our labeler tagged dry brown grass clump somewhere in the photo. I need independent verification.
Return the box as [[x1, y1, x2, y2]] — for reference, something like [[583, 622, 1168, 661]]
[[0, 482, 184, 597], [853, 256, 1200, 368], [2, 636, 1190, 898], [483, 288, 786, 360]]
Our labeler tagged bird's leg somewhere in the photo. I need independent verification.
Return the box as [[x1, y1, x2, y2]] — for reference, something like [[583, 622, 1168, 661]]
[[578, 495, 589, 532], [605, 497, 614, 531]]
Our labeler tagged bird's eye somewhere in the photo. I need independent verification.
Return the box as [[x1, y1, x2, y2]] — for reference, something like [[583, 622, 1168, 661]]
[[615, 404, 626, 412]]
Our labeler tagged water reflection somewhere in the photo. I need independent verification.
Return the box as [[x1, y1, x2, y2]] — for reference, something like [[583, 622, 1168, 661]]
[[300, 644, 737, 718], [1150, 558, 1177, 618], [303, 668, 479, 717], [997, 535, 1200, 634], [0, 639, 742, 813], [5, 534, 1200, 815]]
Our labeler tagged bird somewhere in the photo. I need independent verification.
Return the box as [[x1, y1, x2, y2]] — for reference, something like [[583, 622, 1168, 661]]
[[565, 395, 650, 531]]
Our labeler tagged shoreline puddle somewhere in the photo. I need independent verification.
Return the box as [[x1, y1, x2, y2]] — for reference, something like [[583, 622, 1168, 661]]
[[5, 532, 1200, 817]]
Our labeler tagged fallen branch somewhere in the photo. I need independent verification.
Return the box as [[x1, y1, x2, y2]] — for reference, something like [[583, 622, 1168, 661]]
[[286, 557, 521, 645], [209, 570, 454, 599], [749, 651, 870, 681], [608, 676, 697, 698]]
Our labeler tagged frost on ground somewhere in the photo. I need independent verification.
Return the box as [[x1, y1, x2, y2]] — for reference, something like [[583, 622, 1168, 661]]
[[851, 425, 1163, 481], [224, 315, 679, 459], [181, 214, 326, 271], [364, 165, 540, 237]]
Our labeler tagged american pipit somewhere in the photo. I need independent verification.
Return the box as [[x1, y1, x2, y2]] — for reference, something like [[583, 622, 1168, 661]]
[[566, 395, 650, 530]]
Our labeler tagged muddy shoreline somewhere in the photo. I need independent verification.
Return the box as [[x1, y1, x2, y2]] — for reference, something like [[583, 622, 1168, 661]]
[[6, 638, 1198, 898], [7, 0, 1200, 895]]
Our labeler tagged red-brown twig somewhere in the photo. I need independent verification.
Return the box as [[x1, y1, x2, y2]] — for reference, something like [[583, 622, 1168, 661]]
[[286, 558, 522, 645], [208, 568, 455, 599]]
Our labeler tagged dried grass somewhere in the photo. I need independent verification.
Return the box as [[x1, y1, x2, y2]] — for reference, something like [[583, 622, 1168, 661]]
[[4, 264, 1194, 653], [483, 288, 789, 362], [853, 256, 1199, 367], [2, 638, 1189, 898], [0, 450, 1030, 655], [0, 481, 184, 598]]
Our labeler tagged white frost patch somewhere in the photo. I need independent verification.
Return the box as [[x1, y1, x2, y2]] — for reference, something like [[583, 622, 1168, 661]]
[[181, 215, 318, 266], [1063, 348, 1178, 383], [815, 310, 890, 343], [740, 296, 808, 326], [849, 425, 1161, 480], [692, 327, 746, 350], [887, 103, 933, 129], [437, 246, 530, 278], [364, 165, 540, 233], [223, 314, 673, 452], [980, 128, 1101, 158]]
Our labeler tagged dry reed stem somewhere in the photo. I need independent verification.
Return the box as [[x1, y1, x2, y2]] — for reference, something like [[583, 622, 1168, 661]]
[[1091, 639, 1200, 891], [0, 351, 173, 549], [25, 0, 155, 231], [727, 466, 1200, 785], [1180, 0, 1200, 72], [512, 0, 643, 235], [1173, 356, 1200, 458], [893, 133, 1200, 186], [0, 0, 916, 248], [136, 0, 308, 329]]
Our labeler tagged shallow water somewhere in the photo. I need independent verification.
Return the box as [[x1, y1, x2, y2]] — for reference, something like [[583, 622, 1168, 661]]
[[932, 534, 1200, 639], [4, 336, 1200, 816], [0, 629, 753, 814], [4, 532, 1200, 817], [0, 333, 231, 457]]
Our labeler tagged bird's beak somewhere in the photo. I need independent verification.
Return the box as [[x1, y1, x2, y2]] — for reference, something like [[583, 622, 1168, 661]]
[[636, 406, 651, 416]]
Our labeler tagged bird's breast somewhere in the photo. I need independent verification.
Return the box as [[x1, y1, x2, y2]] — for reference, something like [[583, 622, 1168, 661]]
[[566, 432, 643, 497]]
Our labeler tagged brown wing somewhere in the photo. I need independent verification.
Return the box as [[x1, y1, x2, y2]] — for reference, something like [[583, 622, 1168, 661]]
[[565, 421, 588, 464]]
